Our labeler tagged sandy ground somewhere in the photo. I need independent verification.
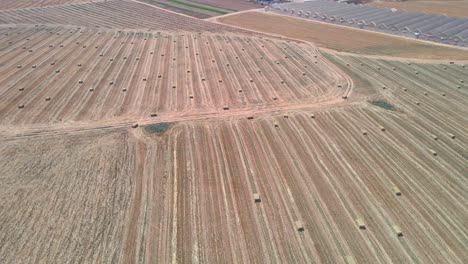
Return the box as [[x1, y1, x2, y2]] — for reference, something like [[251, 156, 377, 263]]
[[370, 0, 468, 17], [217, 10, 468, 60]]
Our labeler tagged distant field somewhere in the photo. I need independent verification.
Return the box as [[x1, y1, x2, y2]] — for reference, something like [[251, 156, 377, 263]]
[[137, 0, 231, 18], [136, 0, 260, 18], [191, 0, 260, 11], [218, 11, 468, 59], [370, 0, 468, 17], [0, 0, 245, 33], [0, 0, 91, 10]]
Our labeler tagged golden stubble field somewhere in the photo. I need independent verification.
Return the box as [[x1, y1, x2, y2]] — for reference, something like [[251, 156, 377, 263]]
[[0, 0, 467, 263], [2, 52, 467, 263], [0, 25, 348, 126]]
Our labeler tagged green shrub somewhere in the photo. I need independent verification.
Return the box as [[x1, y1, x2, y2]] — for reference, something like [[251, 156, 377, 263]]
[[143, 122, 172, 133], [368, 100, 395, 110]]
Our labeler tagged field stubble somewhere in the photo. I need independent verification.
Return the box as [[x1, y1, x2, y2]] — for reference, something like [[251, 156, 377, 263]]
[[0, 2, 467, 263], [0, 26, 348, 126]]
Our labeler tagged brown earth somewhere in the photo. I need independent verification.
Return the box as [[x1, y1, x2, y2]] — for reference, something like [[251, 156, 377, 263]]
[[217, 11, 468, 60], [370, 0, 468, 17]]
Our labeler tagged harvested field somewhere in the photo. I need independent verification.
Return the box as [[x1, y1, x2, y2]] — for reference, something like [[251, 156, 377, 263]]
[[217, 11, 468, 59], [1, 50, 467, 263], [0, 0, 245, 33], [0, 25, 348, 126], [1, 0, 467, 263], [137, 0, 231, 18], [370, 0, 468, 17], [325, 54, 468, 152], [0, 130, 136, 263], [189, 0, 260, 11], [0, 0, 93, 11], [3, 90, 466, 262], [124, 104, 466, 263]]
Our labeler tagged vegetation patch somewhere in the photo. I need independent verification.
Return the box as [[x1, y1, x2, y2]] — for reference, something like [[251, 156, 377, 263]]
[[143, 122, 173, 134], [368, 100, 395, 111]]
